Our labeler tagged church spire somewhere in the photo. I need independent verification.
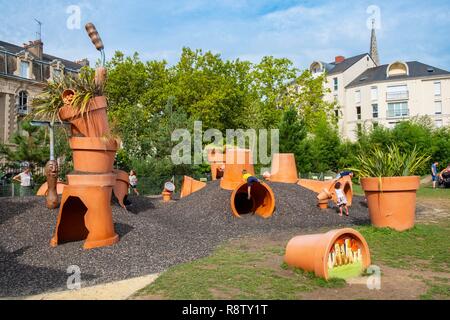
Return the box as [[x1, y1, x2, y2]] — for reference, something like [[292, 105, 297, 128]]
[[370, 19, 380, 66]]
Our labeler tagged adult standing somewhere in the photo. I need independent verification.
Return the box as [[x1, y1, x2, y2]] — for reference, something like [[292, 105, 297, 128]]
[[431, 161, 439, 189], [13, 166, 33, 197]]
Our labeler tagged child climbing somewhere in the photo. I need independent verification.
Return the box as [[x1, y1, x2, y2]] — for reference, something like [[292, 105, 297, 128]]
[[335, 182, 349, 217], [242, 169, 259, 200]]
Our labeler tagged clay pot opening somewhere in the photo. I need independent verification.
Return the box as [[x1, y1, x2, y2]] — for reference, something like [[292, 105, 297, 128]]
[[231, 182, 275, 218], [284, 228, 371, 280], [55, 196, 89, 244]]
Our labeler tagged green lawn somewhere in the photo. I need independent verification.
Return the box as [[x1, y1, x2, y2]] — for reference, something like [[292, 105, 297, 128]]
[[136, 219, 449, 300], [352, 183, 450, 199]]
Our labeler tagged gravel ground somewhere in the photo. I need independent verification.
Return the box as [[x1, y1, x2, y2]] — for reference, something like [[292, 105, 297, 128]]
[[0, 181, 370, 297]]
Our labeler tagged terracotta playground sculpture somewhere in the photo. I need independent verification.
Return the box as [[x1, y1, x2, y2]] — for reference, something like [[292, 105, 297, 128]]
[[268, 153, 299, 184], [50, 23, 119, 250], [44, 160, 59, 209], [284, 228, 371, 280], [180, 176, 207, 198], [298, 175, 353, 209]]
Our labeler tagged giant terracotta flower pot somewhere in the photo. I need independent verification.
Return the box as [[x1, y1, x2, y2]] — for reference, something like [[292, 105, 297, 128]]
[[361, 176, 420, 231], [284, 228, 371, 280], [180, 176, 207, 198], [270, 153, 298, 183], [220, 148, 255, 190], [59, 94, 110, 137], [70, 137, 118, 173], [230, 181, 275, 218]]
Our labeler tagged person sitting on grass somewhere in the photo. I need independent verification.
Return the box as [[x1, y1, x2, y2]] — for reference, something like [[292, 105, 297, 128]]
[[242, 169, 259, 200], [335, 181, 349, 217]]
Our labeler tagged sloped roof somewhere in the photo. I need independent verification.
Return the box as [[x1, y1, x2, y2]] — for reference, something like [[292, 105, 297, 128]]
[[346, 61, 450, 88], [326, 53, 370, 75], [0, 40, 83, 71]]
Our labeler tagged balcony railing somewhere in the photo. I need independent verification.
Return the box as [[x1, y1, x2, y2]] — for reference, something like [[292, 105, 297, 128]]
[[386, 91, 409, 101], [386, 109, 410, 119]]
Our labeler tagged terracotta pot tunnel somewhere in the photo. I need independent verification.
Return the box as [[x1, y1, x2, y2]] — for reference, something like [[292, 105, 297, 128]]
[[361, 176, 419, 231], [299, 176, 353, 208], [269, 153, 299, 184], [230, 181, 275, 219], [284, 228, 371, 280]]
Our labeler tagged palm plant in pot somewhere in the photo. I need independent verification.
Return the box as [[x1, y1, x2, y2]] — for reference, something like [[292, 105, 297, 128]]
[[31, 67, 109, 138], [350, 144, 430, 231]]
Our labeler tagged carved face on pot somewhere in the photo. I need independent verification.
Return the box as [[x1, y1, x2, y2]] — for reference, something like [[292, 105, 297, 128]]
[[45, 160, 58, 184]]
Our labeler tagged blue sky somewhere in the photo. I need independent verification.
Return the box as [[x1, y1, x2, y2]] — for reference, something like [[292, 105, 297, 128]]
[[1, 0, 450, 70]]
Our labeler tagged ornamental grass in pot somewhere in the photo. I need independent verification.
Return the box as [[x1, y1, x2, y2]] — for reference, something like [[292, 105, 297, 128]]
[[31, 68, 109, 138], [351, 145, 430, 231]]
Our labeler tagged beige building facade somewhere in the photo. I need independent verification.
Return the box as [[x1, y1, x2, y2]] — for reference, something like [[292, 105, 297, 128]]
[[0, 39, 87, 145], [310, 42, 449, 141]]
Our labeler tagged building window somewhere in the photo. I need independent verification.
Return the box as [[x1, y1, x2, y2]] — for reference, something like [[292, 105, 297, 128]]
[[434, 82, 441, 96], [372, 104, 379, 118], [371, 87, 378, 101], [435, 119, 443, 128], [386, 85, 408, 101], [20, 61, 30, 78], [357, 123, 363, 137], [435, 101, 442, 115], [355, 90, 361, 104], [17, 91, 29, 115], [356, 106, 361, 120], [387, 102, 409, 118], [333, 78, 338, 91]]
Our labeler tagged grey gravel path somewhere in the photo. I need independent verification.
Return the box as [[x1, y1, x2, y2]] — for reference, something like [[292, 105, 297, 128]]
[[0, 181, 370, 297]]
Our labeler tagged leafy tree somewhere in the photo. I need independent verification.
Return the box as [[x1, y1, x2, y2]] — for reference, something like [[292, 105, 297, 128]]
[[0, 120, 49, 167]]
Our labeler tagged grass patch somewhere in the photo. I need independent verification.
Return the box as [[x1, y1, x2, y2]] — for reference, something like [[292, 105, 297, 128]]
[[353, 183, 450, 200], [137, 218, 450, 300], [356, 222, 450, 272], [137, 243, 344, 300]]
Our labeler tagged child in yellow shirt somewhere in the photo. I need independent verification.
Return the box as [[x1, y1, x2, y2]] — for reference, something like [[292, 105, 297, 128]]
[[242, 169, 259, 200]]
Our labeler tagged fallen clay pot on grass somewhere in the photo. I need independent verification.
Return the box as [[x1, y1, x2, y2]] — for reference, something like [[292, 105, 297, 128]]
[[230, 181, 275, 218], [284, 228, 371, 280], [220, 148, 255, 191], [269, 153, 299, 184], [361, 176, 420, 231]]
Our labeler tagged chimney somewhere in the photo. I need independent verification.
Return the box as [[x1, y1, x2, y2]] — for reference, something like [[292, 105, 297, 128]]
[[75, 58, 90, 67], [24, 40, 43, 60], [335, 56, 345, 64]]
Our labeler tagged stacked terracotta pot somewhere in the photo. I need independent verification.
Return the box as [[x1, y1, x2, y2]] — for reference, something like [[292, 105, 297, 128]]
[[50, 67, 119, 250]]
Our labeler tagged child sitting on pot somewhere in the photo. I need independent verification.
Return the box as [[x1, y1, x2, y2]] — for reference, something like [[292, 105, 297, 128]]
[[335, 182, 349, 217], [242, 169, 259, 200]]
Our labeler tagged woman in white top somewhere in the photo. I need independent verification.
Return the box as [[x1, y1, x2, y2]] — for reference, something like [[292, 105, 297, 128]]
[[129, 170, 140, 196], [13, 167, 33, 197]]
